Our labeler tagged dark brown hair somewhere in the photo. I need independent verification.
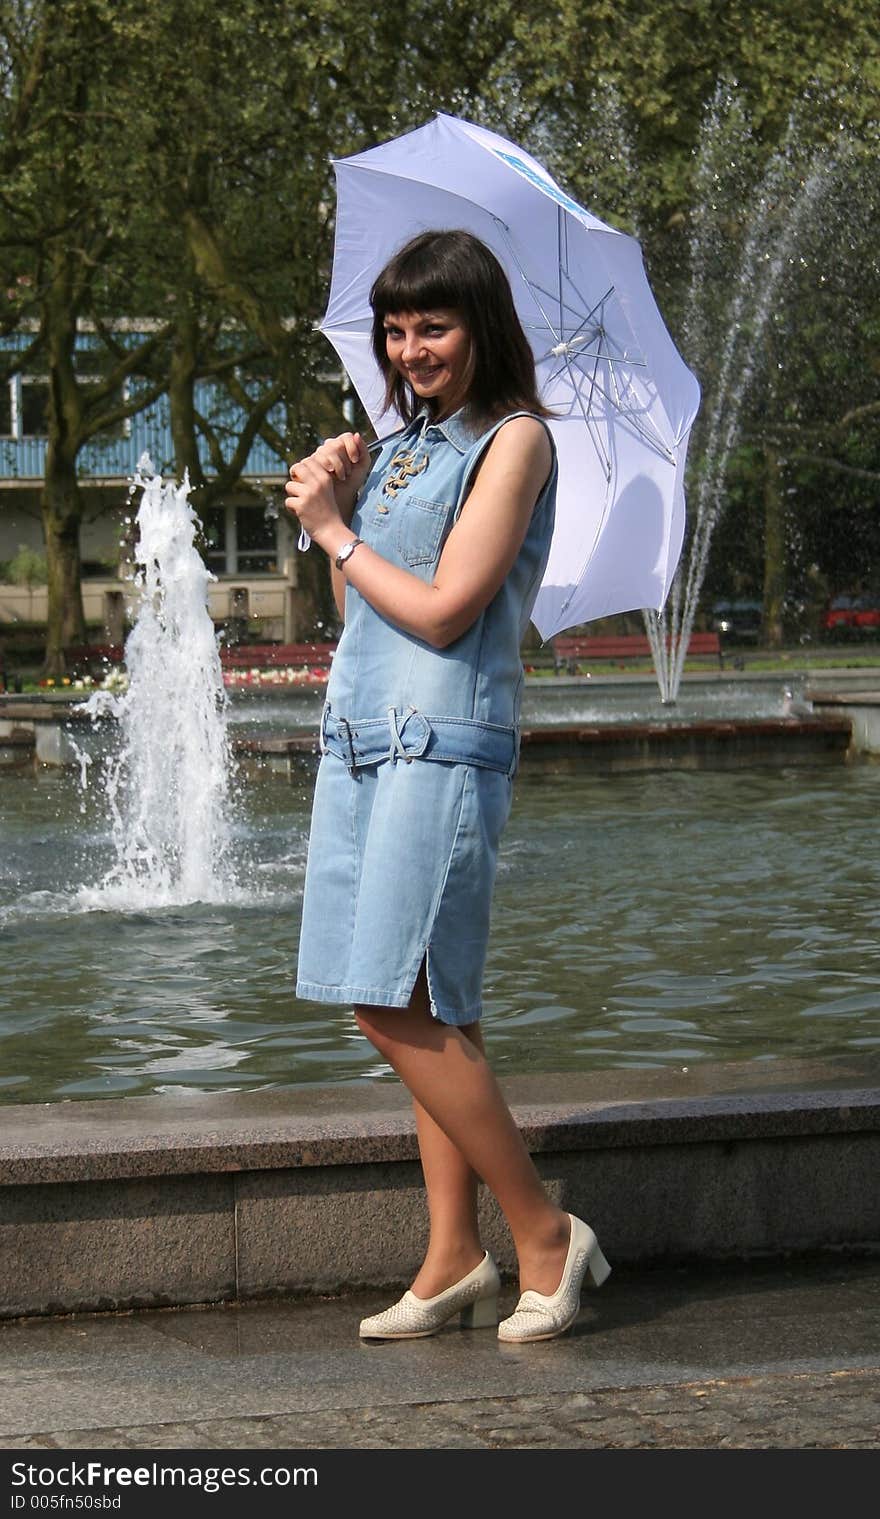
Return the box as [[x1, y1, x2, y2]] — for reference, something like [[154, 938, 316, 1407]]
[[370, 229, 551, 423]]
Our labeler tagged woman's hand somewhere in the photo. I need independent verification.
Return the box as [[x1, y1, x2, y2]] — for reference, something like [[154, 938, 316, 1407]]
[[284, 454, 344, 551], [286, 432, 371, 533], [316, 431, 372, 500]]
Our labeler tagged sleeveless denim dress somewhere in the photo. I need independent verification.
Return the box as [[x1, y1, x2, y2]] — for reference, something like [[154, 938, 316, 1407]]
[[295, 405, 558, 1026]]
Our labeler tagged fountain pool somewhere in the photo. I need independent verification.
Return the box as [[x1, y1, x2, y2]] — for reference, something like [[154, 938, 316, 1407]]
[[2, 457, 875, 1108], [217, 673, 814, 742], [2, 755, 878, 1103]]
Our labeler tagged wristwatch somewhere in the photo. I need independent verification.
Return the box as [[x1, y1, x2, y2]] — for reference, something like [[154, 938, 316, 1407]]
[[335, 537, 364, 571]]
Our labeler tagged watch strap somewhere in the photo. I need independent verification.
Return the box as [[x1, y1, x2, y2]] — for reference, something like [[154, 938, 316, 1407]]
[[335, 537, 364, 571]]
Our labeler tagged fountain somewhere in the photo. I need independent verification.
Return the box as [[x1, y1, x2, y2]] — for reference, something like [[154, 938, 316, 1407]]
[[79, 457, 240, 909], [643, 88, 841, 703]]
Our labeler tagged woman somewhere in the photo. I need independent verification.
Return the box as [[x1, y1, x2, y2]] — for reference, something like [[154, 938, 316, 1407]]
[[285, 229, 610, 1343]]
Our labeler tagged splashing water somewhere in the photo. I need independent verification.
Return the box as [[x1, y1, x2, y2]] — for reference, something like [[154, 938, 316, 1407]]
[[643, 89, 837, 703], [80, 457, 239, 909]]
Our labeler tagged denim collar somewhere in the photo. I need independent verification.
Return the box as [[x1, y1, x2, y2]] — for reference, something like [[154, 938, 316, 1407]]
[[411, 406, 483, 455]]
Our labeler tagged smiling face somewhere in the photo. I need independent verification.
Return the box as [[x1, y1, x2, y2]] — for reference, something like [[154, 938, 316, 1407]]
[[382, 309, 472, 418]]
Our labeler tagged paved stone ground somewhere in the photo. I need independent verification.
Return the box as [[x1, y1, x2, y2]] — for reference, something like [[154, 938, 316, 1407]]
[[1, 1257, 878, 1451], [5, 1368, 878, 1451]]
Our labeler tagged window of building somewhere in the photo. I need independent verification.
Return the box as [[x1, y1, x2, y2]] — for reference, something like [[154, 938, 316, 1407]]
[[237, 506, 278, 573], [21, 378, 50, 437], [202, 506, 226, 576], [4, 372, 129, 441], [200, 503, 278, 575], [0, 381, 12, 438]]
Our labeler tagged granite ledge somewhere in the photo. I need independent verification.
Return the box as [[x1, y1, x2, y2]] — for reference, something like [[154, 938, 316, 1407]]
[[0, 1056, 878, 1187]]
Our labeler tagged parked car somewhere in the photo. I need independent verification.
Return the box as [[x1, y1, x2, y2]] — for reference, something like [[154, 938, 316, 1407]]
[[709, 599, 763, 643], [822, 595, 880, 639]]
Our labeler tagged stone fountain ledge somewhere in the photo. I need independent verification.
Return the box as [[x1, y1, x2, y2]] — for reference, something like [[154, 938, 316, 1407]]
[[0, 1054, 877, 1320], [235, 714, 855, 776], [4, 674, 877, 772], [807, 689, 880, 755]]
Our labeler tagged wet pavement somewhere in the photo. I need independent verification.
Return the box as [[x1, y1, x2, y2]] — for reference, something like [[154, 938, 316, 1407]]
[[1, 1255, 878, 1450]]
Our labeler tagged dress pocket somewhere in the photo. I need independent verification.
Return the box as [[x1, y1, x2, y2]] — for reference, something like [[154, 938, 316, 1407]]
[[396, 495, 451, 568]]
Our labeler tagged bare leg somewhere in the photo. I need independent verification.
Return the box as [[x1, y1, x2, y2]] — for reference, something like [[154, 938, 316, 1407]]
[[410, 969, 484, 1296], [355, 969, 571, 1296], [410, 1095, 484, 1295]]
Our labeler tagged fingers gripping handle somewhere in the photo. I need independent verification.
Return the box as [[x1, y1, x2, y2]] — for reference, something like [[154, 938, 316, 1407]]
[[294, 433, 386, 553]]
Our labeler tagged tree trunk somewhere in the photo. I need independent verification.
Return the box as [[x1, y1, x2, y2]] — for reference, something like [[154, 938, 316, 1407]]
[[168, 298, 205, 488], [41, 448, 86, 675], [41, 247, 87, 676], [762, 441, 786, 649]]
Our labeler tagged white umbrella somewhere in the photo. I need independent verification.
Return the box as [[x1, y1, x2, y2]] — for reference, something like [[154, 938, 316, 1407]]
[[319, 113, 700, 640]]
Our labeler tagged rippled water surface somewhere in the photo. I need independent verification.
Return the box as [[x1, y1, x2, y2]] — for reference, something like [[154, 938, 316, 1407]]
[[1, 757, 878, 1102]]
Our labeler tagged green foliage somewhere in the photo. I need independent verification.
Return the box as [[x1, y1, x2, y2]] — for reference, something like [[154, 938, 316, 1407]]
[[3, 544, 49, 586], [0, 0, 877, 651]]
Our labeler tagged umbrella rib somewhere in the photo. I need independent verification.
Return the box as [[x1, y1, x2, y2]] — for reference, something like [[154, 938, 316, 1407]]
[[561, 276, 616, 340], [565, 352, 612, 480], [532, 246, 671, 464], [573, 368, 675, 460], [545, 339, 669, 465], [526, 279, 588, 330], [492, 218, 564, 344], [557, 281, 646, 370], [554, 358, 616, 625], [583, 348, 607, 469], [560, 311, 676, 460], [591, 337, 675, 459], [562, 202, 568, 341], [538, 336, 648, 369]]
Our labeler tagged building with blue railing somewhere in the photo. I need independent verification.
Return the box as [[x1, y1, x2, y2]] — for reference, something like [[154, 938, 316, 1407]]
[[0, 329, 311, 640]]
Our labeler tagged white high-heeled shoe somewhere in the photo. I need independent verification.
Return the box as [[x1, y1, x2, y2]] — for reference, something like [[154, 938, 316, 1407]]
[[497, 1214, 611, 1343], [359, 1250, 501, 1340]]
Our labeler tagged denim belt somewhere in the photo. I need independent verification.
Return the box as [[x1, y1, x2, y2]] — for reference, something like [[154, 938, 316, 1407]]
[[320, 703, 518, 777]]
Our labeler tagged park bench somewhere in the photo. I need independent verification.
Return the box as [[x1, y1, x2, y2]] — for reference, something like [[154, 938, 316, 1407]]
[[552, 631, 723, 673], [65, 641, 338, 675], [218, 641, 338, 670], [65, 643, 124, 676]]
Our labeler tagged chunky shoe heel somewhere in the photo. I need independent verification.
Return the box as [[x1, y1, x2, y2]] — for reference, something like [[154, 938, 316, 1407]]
[[585, 1240, 611, 1289], [460, 1294, 499, 1329]]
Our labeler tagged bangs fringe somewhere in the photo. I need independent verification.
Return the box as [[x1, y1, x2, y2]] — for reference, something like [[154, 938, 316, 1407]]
[[370, 253, 459, 320]]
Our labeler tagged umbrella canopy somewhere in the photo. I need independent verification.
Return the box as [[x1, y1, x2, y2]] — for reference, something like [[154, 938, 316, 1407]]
[[319, 113, 700, 640]]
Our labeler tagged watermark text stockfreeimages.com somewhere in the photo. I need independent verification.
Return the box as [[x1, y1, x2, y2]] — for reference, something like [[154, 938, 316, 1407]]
[[9, 1461, 317, 1500]]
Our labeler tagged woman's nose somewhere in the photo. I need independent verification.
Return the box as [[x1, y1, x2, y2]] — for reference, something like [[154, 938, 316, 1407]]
[[401, 333, 426, 363]]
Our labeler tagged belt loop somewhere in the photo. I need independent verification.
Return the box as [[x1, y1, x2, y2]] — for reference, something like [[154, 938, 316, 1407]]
[[337, 716, 357, 775], [387, 705, 410, 764]]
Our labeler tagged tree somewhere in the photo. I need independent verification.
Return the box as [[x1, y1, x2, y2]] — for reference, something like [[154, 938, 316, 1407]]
[[117, 0, 520, 633], [0, 1, 171, 673]]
